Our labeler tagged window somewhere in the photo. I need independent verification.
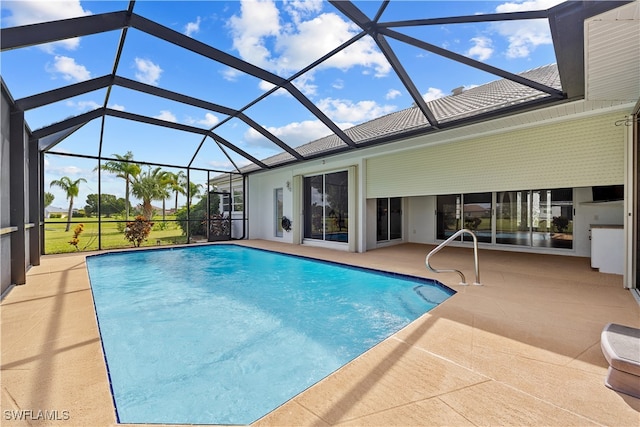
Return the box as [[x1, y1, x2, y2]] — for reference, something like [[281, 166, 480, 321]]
[[304, 171, 348, 243], [377, 197, 402, 241], [221, 192, 231, 213], [233, 188, 244, 212], [275, 188, 283, 237]]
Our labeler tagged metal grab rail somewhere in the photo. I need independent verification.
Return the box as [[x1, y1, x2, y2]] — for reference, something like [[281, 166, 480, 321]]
[[425, 228, 481, 286]]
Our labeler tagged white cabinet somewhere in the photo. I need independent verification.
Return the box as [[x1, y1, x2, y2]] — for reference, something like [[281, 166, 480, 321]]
[[591, 225, 624, 275]]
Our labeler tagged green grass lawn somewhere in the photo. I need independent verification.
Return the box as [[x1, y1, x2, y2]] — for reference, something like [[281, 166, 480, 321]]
[[44, 215, 187, 254]]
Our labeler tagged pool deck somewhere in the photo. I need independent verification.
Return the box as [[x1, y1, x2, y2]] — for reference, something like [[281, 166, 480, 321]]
[[1, 240, 639, 426]]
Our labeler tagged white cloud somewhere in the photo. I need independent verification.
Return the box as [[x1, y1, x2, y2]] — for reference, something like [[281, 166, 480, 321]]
[[2, 1, 91, 51], [244, 119, 334, 148], [494, 0, 564, 58], [197, 113, 220, 127], [258, 80, 290, 97], [65, 100, 100, 111], [422, 88, 445, 102], [386, 89, 402, 100], [47, 55, 91, 81], [283, 0, 323, 24], [47, 164, 84, 177], [466, 36, 493, 61], [495, 0, 565, 13], [332, 79, 344, 90], [228, 0, 391, 80], [316, 98, 396, 123], [209, 159, 251, 170], [276, 12, 390, 76], [221, 67, 242, 82], [154, 110, 177, 123], [109, 104, 126, 112], [228, 0, 281, 70], [134, 58, 163, 86], [184, 16, 201, 37], [292, 74, 318, 97]]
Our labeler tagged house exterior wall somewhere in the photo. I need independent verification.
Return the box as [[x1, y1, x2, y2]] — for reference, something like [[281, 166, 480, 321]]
[[246, 104, 630, 259], [247, 158, 365, 251]]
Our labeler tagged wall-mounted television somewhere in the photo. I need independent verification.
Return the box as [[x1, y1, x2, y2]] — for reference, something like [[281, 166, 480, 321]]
[[591, 185, 624, 202]]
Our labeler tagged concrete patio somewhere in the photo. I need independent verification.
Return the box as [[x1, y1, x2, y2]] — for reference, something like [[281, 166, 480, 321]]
[[1, 241, 639, 426]]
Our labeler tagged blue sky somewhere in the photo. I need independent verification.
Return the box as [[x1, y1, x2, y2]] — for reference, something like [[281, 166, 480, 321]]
[[1, 0, 563, 209]]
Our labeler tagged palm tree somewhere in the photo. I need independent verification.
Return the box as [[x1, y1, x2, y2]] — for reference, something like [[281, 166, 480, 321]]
[[167, 171, 187, 212], [131, 167, 170, 220], [95, 151, 141, 219], [50, 176, 87, 232], [188, 181, 203, 206]]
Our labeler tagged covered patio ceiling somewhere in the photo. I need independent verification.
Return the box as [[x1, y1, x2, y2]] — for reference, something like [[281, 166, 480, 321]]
[[1, 0, 631, 174]]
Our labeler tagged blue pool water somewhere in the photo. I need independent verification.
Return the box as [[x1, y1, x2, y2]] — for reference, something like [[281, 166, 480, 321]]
[[87, 245, 454, 425]]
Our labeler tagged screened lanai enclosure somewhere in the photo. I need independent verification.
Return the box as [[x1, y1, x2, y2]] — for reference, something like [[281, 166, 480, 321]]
[[2, 0, 636, 293]]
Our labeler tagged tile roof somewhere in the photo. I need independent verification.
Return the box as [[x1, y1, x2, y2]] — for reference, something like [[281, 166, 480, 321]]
[[244, 64, 562, 172]]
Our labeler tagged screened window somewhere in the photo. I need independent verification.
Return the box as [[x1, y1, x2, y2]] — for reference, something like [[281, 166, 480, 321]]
[[304, 171, 348, 243]]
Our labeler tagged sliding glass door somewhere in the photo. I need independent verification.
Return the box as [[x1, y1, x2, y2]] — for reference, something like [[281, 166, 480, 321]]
[[304, 171, 348, 243], [377, 197, 402, 242], [437, 188, 573, 249]]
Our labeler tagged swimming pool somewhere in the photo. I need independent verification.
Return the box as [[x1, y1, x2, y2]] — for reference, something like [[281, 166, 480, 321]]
[[87, 244, 454, 425]]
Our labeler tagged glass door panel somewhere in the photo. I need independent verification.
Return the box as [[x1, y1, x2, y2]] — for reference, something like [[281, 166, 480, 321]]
[[463, 192, 492, 243], [377, 197, 402, 242], [304, 175, 324, 240], [496, 191, 531, 246], [376, 199, 389, 241], [532, 188, 573, 249], [437, 195, 461, 240], [389, 197, 402, 240], [324, 171, 348, 242]]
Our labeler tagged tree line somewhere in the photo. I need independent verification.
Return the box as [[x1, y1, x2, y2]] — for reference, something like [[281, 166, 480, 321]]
[[48, 151, 203, 232]]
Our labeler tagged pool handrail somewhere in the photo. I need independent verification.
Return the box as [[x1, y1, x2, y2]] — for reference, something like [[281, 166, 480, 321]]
[[425, 228, 481, 286]]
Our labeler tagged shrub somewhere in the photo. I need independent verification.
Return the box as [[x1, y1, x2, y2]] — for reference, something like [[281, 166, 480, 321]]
[[124, 215, 154, 247], [68, 223, 84, 251], [175, 195, 219, 237], [49, 213, 62, 219]]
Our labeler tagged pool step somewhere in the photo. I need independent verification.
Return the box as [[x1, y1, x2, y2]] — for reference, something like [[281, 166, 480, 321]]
[[600, 322, 640, 399]]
